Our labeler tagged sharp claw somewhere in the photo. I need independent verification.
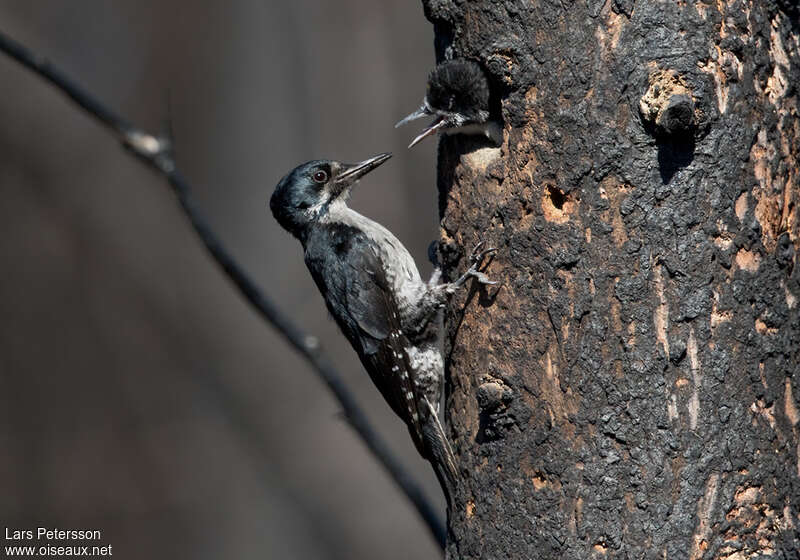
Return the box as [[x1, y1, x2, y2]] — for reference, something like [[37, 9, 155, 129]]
[[470, 245, 497, 267], [448, 241, 498, 291]]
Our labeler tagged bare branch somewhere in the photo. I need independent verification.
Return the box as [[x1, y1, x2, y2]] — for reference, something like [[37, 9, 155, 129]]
[[0, 29, 446, 548]]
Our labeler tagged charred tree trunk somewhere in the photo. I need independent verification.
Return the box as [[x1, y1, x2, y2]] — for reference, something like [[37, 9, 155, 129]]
[[426, 1, 800, 558]]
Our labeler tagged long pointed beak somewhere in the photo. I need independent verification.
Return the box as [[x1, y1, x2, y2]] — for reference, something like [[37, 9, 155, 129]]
[[334, 152, 392, 187], [407, 117, 447, 148], [395, 104, 430, 128]]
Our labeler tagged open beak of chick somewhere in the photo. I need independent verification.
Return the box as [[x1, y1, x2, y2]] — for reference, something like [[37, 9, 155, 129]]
[[395, 104, 448, 148]]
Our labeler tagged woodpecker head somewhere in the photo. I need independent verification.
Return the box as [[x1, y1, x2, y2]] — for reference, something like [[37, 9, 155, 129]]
[[270, 152, 392, 239], [396, 59, 491, 148]]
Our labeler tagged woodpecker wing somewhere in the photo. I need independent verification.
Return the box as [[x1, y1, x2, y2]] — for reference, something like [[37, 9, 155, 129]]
[[304, 224, 426, 449], [343, 245, 428, 449]]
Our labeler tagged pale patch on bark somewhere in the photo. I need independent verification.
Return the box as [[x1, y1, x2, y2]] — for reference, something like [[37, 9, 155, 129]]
[[695, 2, 708, 20], [698, 1, 747, 116], [568, 495, 583, 538], [769, 20, 791, 67], [713, 235, 734, 250], [698, 55, 730, 114], [594, 1, 626, 56], [711, 289, 733, 328], [754, 318, 777, 335], [654, 264, 670, 356], [541, 184, 576, 224], [735, 248, 761, 272], [785, 378, 799, 426], [540, 348, 578, 422], [735, 192, 748, 221], [667, 393, 679, 422], [610, 203, 628, 247], [749, 125, 792, 253], [784, 504, 796, 530], [689, 472, 720, 560], [750, 124, 798, 251], [563, 302, 573, 343], [687, 328, 701, 430], [697, 8, 745, 115], [766, 19, 791, 106], [750, 399, 776, 429], [466, 499, 475, 519], [768, 68, 790, 102], [713, 220, 734, 250], [626, 320, 636, 349], [735, 486, 761, 505], [462, 147, 501, 172], [785, 282, 797, 309], [530, 470, 559, 491]]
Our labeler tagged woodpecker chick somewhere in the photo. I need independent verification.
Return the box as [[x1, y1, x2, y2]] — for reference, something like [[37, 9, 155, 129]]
[[396, 59, 501, 148], [270, 153, 495, 498]]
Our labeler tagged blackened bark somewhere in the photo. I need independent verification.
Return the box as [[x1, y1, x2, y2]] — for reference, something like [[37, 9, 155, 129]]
[[423, 1, 800, 558]]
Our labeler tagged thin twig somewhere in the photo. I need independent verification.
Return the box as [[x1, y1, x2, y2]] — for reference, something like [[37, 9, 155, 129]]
[[0, 29, 446, 548]]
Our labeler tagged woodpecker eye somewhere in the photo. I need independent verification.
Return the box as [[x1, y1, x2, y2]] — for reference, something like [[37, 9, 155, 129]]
[[312, 170, 328, 183]]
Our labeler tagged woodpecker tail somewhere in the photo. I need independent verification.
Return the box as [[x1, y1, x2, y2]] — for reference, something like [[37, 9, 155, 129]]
[[420, 397, 459, 502]]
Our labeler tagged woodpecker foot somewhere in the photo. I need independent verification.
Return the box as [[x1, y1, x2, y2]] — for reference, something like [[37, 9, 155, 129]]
[[469, 241, 496, 268], [448, 242, 497, 292]]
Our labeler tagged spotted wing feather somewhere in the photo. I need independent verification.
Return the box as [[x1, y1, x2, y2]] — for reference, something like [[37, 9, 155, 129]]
[[304, 224, 426, 451]]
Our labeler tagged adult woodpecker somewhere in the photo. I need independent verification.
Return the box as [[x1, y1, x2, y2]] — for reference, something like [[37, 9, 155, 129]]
[[269, 153, 495, 497], [396, 59, 501, 148]]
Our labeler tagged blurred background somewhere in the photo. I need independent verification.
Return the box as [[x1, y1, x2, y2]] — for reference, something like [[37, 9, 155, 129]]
[[0, 2, 441, 558]]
